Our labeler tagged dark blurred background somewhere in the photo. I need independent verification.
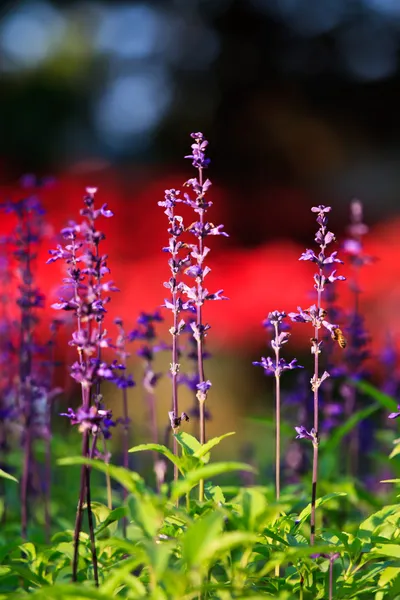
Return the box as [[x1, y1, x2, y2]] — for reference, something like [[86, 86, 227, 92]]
[[2, 0, 400, 468], [2, 0, 400, 241]]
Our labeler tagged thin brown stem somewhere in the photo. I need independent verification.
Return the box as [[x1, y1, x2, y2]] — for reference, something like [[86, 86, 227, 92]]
[[310, 284, 322, 546], [172, 293, 179, 482], [85, 449, 99, 586], [72, 430, 89, 582], [102, 436, 112, 510], [121, 385, 129, 537], [20, 426, 31, 540], [329, 558, 334, 600], [44, 433, 51, 543]]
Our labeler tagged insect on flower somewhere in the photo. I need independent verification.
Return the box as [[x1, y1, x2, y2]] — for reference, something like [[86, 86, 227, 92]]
[[331, 327, 347, 349]]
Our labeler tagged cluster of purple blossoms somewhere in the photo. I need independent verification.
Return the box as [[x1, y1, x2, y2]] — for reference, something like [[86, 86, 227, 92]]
[[48, 188, 117, 435], [177, 317, 212, 422], [159, 188, 191, 431], [181, 133, 228, 412], [60, 405, 115, 438], [159, 133, 228, 446], [112, 318, 135, 391], [129, 310, 165, 394], [289, 206, 345, 441], [253, 311, 302, 377], [1, 177, 63, 538]]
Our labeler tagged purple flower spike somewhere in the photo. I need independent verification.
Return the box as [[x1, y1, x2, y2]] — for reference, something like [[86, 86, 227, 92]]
[[185, 132, 211, 169], [388, 406, 400, 419], [295, 426, 318, 444], [291, 203, 345, 546]]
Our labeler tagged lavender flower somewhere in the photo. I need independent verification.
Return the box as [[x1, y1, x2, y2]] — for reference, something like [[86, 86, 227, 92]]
[[129, 310, 165, 490], [290, 205, 345, 545], [388, 407, 400, 420], [254, 311, 302, 501], [2, 187, 48, 540], [182, 134, 228, 495], [295, 426, 318, 444], [48, 187, 117, 585], [159, 188, 190, 480], [339, 199, 373, 475], [177, 318, 212, 424]]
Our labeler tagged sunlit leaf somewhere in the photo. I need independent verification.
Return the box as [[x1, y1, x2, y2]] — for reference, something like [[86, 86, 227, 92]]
[[171, 462, 256, 500], [182, 510, 224, 568], [129, 443, 183, 474], [57, 457, 143, 494], [297, 493, 347, 522], [0, 468, 17, 483], [174, 432, 202, 455], [193, 432, 236, 463], [372, 544, 400, 559]]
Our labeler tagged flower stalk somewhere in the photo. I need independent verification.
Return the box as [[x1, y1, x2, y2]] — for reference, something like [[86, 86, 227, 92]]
[[290, 205, 345, 544], [48, 188, 117, 583]]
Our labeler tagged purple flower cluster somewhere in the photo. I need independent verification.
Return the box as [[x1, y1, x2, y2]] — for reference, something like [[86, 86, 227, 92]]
[[253, 311, 302, 377], [289, 206, 346, 430], [160, 133, 228, 451], [61, 405, 115, 438], [48, 188, 116, 430], [290, 205, 345, 545], [129, 310, 165, 393], [181, 133, 228, 416]]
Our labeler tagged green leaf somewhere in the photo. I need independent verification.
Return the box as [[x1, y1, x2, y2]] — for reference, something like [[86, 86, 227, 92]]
[[381, 479, 400, 484], [92, 505, 127, 537], [193, 432, 236, 462], [241, 488, 268, 531], [372, 544, 400, 559], [205, 483, 226, 504], [171, 462, 256, 501], [297, 492, 347, 522], [351, 379, 398, 411], [0, 468, 17, 483], [182, 510, 224, 568], [9, 583, 117, 599], [378, 565, 400, 587], [57, 457, 143, 494], [174, 432, 202, 455], [321, 404, 379, 453], [129, 443, 183, 474], [128, 494, 164, 538], [359, 505, 400, 533], [141, 539, 174, 579], [205, 531, 259, 561], [102, 556, 147, 597], [389, 440, 400, 459]]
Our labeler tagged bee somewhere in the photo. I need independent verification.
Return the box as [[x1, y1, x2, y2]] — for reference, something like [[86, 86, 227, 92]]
[[331, 327, 347, 349]]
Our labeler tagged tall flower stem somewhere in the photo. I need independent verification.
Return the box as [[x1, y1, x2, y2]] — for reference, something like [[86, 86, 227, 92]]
[[49, 188, 116, 583], [196, 169, 206, 449], [310, 285, 322, 546], [329, 559, 334, 600], [159, 190, 188, 480], [273, 323, 281, 501], [18, 211, 34, 540], [114, 317, 135, 534], [72, 429, 89, 582], [182, 133, 228, 500], [121, 383, 129, 536], [130, 312, 164, 489], [254, 311, 301, 503], [290, 205, 345, 545], [171, 297, 179, 482]]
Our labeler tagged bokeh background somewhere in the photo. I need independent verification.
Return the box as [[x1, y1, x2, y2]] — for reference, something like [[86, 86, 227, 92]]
[[2, 0, 400, 474]]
